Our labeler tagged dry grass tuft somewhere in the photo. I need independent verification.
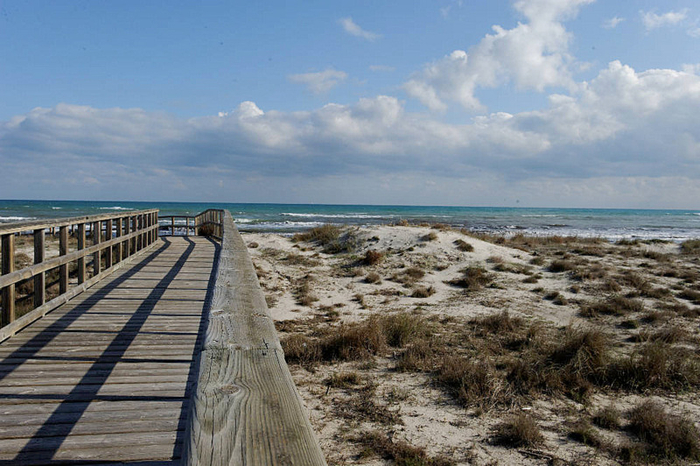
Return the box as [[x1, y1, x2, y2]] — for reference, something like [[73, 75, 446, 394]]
[[365, 272, 381, 284], [593, 404, 621, 430], [624, 400, 700, 462], [448, 267, 493, 291], [548, 259, 576, 273], [411, 286, 436, 298], [453, 239, 474, 252], [363, 249, 384, 265], [493, 413, 544, 448], [355, 431, 455, 466], [420, 232, 438, 242], [681, 239, 700, 255]]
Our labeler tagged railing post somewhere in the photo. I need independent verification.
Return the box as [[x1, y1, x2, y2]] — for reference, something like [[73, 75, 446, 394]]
[[105, 219, 113, 269], [59, 226, 69, 295], [77, 223, 86, 284], [93, 221, 101, 276], [33, 229, 45, 308], [1, 233, 15, 326], [129, 216, 135, 255], [116, 217, 123, 263]]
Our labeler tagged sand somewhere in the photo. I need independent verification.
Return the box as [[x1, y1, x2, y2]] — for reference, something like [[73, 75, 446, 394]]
[[244, 224, 700, 465]]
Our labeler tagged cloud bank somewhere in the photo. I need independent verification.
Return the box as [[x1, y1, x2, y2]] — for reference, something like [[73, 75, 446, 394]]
[[2, 0, 700, 208], [2, 60, 699, 206]]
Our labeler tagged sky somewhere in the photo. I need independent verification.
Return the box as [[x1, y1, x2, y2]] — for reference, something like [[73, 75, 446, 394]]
[[1, 0, 700, 208]]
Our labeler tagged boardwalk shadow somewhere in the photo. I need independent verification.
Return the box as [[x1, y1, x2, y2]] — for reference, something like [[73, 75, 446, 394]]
[[0, 236, 220, 464]]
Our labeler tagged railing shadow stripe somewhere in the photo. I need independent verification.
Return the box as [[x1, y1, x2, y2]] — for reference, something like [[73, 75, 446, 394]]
[[12, 237, 198, 463]]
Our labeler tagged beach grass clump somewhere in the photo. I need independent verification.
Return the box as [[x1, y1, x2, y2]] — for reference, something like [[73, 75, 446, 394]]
[[435, 356, 505, 410], [381, 312, 431, 348], [448, 266, 493, 291], [547, 259, 576, 273], [678, 288, 700, 304], [325, 371, 363, 388], [294, 275, 319, 306], [593, 404, 622, 430], [411, 286, 435, 298], [420, 231, 438, 242], [624, 400, 700, 462], [493, 413, 544, 448], [580, 295, 644, 317], [605, 341, 700, 390], [293, 224, 341, 245], [363, 249, 384, 266], [292, 224, 360, 254], [355, 431, 456, 466], [283, 312, 430, 368], [681, 239, 700, 255], [365, 272, 381, 284], [453, 239, 474, 252], [568, 419, 603, 448]]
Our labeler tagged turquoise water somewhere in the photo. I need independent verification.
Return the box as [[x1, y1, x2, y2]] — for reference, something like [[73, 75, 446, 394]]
[[1, 200, 699, 241]]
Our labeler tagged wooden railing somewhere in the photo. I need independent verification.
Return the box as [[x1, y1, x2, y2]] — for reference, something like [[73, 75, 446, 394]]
[[184, 210, 326, 465], [0, 209, 159, 341], [159, 209, 224, 239]]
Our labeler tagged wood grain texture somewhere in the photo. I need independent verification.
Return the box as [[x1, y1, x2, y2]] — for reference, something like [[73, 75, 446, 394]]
[[184, 211, 326, 466]]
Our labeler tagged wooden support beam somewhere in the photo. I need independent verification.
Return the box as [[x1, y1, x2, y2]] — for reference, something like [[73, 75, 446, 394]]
[[1, 233, 15, 326], [93, 221, 101, 277], [77, 223, 86, 284], [33, 229, 45, 307], [105, 219, 113, 269], [116, 217, 123, 262], [59, 226, 69, 295]]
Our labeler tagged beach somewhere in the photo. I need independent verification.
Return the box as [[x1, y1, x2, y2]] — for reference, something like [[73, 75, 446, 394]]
[[243, 223, 700, 465]]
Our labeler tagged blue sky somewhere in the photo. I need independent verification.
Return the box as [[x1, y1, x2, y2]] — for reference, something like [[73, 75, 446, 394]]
[[2, 0, 700, 208]]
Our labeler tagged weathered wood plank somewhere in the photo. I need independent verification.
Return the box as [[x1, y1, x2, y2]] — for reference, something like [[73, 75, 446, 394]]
[[184, 211, 326, 466]]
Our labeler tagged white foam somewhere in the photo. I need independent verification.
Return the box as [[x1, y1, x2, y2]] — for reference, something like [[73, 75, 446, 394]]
[[99, 206, 131, 210], [0, 216, 36, 222]]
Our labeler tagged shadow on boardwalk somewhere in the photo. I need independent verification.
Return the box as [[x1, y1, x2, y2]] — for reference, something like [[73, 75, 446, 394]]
[[0, 236, 219, 465]]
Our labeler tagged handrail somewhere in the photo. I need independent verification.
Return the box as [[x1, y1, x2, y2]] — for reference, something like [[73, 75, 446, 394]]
[[0, 209, 159, 341], [159, 208, 224, 239], [184, 210, 326, 465], [0, 209, 158, 236]]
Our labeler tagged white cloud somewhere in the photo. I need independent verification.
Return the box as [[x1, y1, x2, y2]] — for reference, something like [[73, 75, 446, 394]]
[[288, 69, 348, 94], [2, 61, 700, 207], [641, 9, 688, 31], [339, 17, 381, 41], [404, 0, 594, 112], [602, 16, 624, 29]]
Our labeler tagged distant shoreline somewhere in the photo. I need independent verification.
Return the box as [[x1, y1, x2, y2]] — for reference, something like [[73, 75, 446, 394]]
[[1, 199, 699, 241]]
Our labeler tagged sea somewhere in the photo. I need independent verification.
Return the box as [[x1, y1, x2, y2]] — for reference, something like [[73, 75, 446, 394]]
[[1, 200, 699, 242]]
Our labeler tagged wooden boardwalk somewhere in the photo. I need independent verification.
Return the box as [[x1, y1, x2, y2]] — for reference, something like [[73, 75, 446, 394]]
[[0, 236, 219, 465]]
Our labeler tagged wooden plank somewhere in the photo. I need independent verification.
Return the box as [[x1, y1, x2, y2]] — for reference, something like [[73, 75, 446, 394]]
[[184, 211, 326, 466]]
